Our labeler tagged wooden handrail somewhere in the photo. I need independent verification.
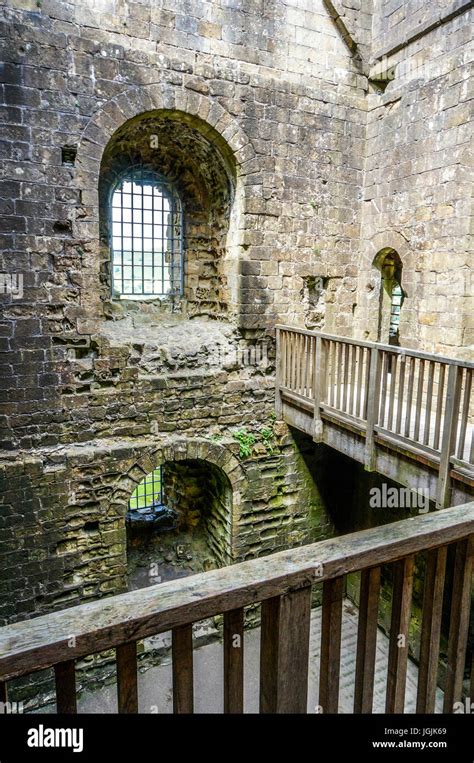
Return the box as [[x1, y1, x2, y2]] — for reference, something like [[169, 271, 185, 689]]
[[275, 326, 474, 369], [276, 327, 473, 508], [0, 503, 473, 688]]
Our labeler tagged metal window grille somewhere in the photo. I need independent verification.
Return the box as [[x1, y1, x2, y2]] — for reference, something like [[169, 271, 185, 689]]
[[110, 166, 183, 299], [128, 467, 163, 511]]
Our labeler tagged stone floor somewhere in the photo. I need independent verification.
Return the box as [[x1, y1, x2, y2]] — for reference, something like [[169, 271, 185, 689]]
[[41, 600, 443, 714]]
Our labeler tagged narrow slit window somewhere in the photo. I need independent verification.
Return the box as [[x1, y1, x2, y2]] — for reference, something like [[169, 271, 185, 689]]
[[110, 167, 183, 299]]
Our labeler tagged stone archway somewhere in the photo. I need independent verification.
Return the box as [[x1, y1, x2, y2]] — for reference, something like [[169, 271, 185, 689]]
[[109, 437, 246, 589], [355, 231, 411, 342], [72, 85, 256, 324]]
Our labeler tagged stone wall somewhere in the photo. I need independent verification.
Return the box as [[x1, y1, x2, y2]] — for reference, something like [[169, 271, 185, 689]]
[[0, 0, 366, 624], [0, 0, 472, 632], [354, 0, 473, 357]]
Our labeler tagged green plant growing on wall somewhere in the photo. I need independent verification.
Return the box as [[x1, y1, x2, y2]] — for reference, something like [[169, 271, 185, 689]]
[[232, 429, 256, 459], [232, 419, 280, 459], [260, 426, 276, 455]]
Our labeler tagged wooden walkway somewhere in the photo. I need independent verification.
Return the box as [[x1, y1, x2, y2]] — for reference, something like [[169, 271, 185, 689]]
[[276, 326, 474, 508], [0, 504, 473, 714], [62, 601, 443, 714]]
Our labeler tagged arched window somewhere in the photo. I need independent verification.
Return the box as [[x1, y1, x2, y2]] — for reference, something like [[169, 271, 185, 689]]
[[373, 248, 405, 346], [110, 166, 183, 300]]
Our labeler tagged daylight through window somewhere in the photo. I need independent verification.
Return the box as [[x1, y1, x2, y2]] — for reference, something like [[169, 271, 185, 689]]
[[111, 167, 183, 299]]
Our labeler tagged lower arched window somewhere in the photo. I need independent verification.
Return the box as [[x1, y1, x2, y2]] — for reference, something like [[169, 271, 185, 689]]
[[110, 167, 183, 299]]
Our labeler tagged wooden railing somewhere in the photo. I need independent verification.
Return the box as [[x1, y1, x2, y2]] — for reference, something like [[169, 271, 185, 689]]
[[0, 504, 473, 714], [276, 327, 473, 507]]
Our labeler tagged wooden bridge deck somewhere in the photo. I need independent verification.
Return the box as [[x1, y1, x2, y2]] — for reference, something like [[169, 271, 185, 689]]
[[1, 504, 473, 715], [276, 327, 474, 508]]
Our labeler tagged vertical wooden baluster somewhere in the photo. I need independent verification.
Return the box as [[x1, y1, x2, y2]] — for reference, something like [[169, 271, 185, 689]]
[[386, 556, 414, 714], [301, 333, 306, 395], [437, 364, 463, 508], [308, 336, 314, 401], [298, 334, 305, 395], [275, 327, 283, 418], [342, 343, 350, 413], [282, 330, 287, 390], [328, 341, 335, 407], [422, 361, 435, 446], [298, 334, 306, 395], [416, 546, 447, 713], [55, 660, 77, 714], [116, 641, 138, 713], [336, 343, 344, 411], [387, 354, 397, 431], [288, 331, 295, 390], [433, 363, 445, 451], [354, 566, 381, 713], [363, 346, 371, 419], [293, 332, 298, 391], [365, 347, 382, 471], [443, 536, 474, 712], [395, 353, 406, 434], [296, 333, 302, 395], [260, 587, 312, 713], [288, 332, 294, 391], [319, 576, 344, 714], [292, 332, 297, 392], [307, 334, 312, 398], [349, 343, 357, 416], [379, 352, 388, 429], [313, 335, 326, 443], [304, 336, 311, 398], [456, 368, 471, 459], [355, 345, 362, 418], [172, 625, 194, 713], [293, 333, 299, 394], [224, 608, 244, 714], [413, 358, 425, 443], [404, 356, 415, 438]]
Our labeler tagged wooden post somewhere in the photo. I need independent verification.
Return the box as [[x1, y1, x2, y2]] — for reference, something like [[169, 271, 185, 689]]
[[116, 641, 138, 713], [313, 335, 326, 443], [437, 364, 463, 508], [416, 546, 447, 713], [224, 608, 244, 714], [385, 556, 414, 713], [54, 660, 77, 714], [275, 327, 283, 419], [443, 536, 474, 712], [260, 587, 312, 713], [354, 566, 381, 713], [319, 576, 344, 714], [172, 625, 194, 713], [364, 347, 382, 471]]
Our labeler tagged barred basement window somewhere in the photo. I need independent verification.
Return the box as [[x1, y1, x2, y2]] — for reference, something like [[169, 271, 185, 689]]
[[110, 166, 183, 299], [128, 466, 164, 511]]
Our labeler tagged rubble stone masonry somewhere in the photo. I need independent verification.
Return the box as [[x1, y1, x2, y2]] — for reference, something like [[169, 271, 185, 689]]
[[0, 0, 471, 625]]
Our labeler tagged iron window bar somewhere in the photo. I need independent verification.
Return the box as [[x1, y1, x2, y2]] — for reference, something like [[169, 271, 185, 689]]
[[109, 165, 183, 299], [128, 466, 164, 512]]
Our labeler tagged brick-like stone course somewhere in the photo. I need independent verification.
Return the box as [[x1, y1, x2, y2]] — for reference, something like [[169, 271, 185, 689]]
[[0, 0, 471, 629]]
